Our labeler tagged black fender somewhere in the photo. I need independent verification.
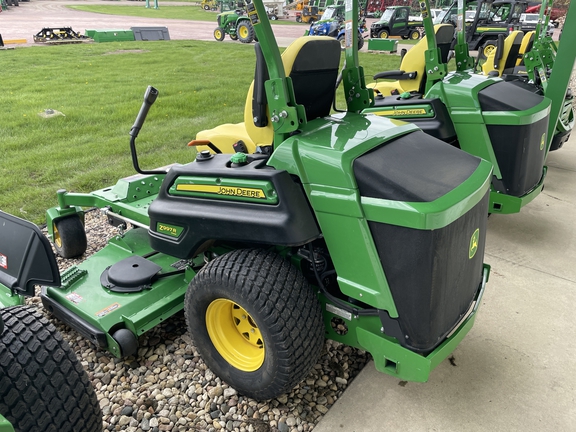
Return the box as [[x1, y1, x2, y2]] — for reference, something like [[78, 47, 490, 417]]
[[0, 211, 61, 297]]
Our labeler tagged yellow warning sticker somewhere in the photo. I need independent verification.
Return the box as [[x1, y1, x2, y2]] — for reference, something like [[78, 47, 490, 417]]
[[95, 303, 121, 318]]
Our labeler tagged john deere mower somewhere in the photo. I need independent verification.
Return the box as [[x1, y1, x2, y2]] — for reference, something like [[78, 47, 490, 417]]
[[1, 0, 492, 401], [363, 0, 576, 215], [479, 0, 574, 151]]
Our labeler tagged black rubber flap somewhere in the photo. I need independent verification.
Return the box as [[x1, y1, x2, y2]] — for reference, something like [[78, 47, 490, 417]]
[[370, 190, 489, 353], [478, 80, 545, 111], [487, 115, 548, 196], [100, 256, 161, 293], [354, 131, 480, 202], [0, 210, 61, 297]]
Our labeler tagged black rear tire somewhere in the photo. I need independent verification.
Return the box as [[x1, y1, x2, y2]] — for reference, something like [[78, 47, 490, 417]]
[[0, 306, 101, 432], [236, 21, 255, 43], [184, 248, 324, 400]]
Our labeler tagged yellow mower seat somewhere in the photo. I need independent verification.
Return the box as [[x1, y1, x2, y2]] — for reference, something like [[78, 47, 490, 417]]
[[194, 36, 341, 154], [481, 30, 524, 77], [516, 31, 535, 66], [368, 24, 454, 96]]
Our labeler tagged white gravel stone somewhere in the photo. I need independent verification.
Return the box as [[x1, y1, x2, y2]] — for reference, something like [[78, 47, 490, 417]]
[[38, 210, 372, 432]]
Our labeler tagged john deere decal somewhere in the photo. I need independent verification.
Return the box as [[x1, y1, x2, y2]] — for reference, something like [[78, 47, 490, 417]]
[[176, 184, 266, 199], [469, 228, 480, 259]]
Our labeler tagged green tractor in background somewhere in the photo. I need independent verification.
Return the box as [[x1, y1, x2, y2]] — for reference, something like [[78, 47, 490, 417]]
[[369, 5, 424, 40], [214, 3, 256, 43], [1, 0, 494, 402]]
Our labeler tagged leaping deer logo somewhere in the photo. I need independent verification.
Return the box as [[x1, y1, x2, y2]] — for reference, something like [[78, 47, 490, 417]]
[[469, 228, 480, 259]]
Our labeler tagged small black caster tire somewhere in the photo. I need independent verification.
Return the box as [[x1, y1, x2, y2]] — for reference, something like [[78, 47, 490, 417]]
[[52, 215, 87, 258], [112, 328, 138, 357]]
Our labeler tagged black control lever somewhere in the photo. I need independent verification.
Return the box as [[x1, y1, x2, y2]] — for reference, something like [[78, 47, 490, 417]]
[[130, 86, 158, 138], [129, 86, 166, 175]]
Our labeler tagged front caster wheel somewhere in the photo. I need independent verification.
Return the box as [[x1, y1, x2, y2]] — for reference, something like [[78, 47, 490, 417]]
[[185, 249, 324, 400], [52, 215, 87, 258]]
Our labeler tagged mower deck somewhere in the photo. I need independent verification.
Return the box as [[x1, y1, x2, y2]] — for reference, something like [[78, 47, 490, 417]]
[[42, 227, 198, 358]]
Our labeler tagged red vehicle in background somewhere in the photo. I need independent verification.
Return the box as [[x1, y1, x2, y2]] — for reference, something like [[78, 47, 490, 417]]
[[525, 3, 566, 26]]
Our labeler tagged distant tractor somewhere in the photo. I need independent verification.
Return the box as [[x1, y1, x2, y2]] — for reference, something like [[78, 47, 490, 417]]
[[214, 8, 256, 43]]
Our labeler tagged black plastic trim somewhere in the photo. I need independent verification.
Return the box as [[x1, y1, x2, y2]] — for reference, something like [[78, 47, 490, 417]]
[[41, 289, 108, 349], [148, 155, 321, 259], [0, 211, 61, 297]]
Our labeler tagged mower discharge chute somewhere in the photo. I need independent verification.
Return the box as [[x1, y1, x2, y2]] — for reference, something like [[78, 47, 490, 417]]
[[2, 0, 492, 400], [364, 0, 576, 215]]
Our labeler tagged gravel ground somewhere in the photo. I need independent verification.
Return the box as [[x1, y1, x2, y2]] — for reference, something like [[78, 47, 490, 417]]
[[26, 210, 371, 432]]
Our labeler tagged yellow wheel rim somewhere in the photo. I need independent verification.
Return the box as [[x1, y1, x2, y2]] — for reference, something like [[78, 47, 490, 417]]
[[215, 30, 222, 39], [239, 26, 249, 38], [53, 224, 62, 248], [483, 44, 496, 57], [206, 299, 265, 371], [380, 32, 388, 39], [411, 32, 419, 40]]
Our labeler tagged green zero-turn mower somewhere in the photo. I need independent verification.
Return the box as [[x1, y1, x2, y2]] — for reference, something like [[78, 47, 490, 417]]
[[479, 0, 575, 152], [364, 0, 576, 215], [1, 0, 493, 401]]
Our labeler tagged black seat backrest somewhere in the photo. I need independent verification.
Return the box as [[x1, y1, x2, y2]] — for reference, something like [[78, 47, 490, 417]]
[[251, 37, 341, 125], [436, 24, 455, 64], [287, 37, 342, 120]]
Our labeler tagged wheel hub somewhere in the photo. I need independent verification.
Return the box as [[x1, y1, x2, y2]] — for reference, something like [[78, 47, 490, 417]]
[[206, 298, 265, 371]]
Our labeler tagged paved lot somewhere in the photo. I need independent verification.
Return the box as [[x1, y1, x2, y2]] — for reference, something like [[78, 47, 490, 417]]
[[0, 0, 307, 47]]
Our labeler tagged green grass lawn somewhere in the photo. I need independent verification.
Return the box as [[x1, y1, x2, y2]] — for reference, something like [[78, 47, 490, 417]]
[[69, 4, 303, 25], [2, 40, 400, 224]]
